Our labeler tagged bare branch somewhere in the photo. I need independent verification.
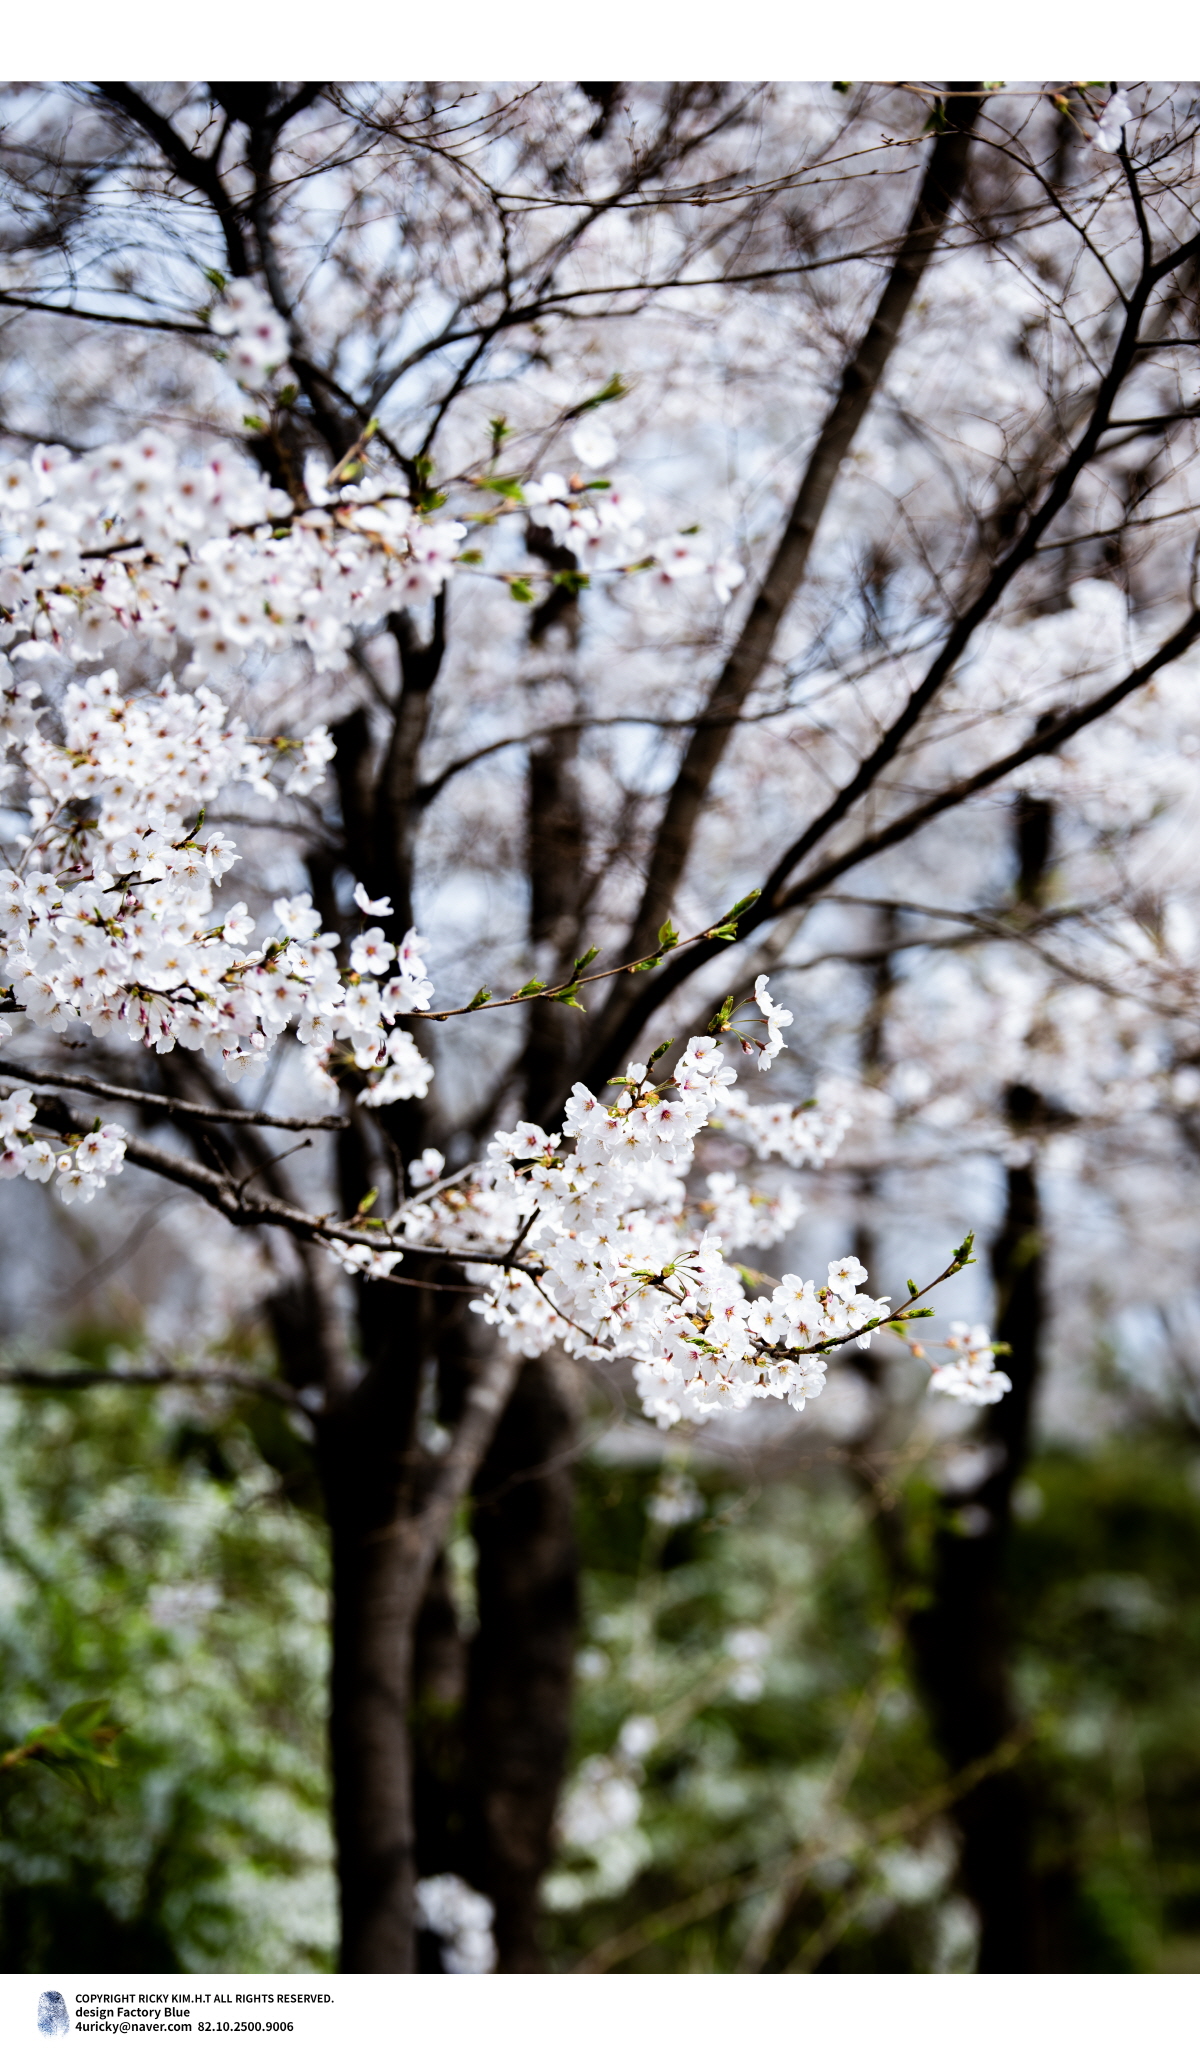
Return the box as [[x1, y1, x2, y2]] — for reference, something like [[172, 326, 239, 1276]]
[[0, 1362, 312, 1413], [0, 1058, 350, 1131], [583, 90, 986, 1085]]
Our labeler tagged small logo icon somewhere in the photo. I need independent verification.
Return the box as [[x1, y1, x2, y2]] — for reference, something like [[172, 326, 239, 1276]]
[[38, 1992, 69, 2038]]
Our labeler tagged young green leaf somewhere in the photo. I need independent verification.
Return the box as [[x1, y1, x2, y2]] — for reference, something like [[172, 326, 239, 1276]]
[[708, 995, 735, 1034], [707, 886, 761, 941], [577, 372, 628, 412]]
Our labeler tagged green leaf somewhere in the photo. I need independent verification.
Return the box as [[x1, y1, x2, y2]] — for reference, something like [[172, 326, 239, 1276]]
[[907, 1279, 919, 1298], [508, 578, 535, 604], [577, 373, 628, 412], [708, 994, 735, 1034], [481, 475, 525, 502], [203, 267, 227, 291], [657, 917, 680, 951], [242, 414, 267, 433], [552, 982, 585, 1010], [922, 100, 949, 134], [551, 569, 590, 593], [457, 548, 485, 565], [355, 1188, 379, 1217], [488, 415, 510, 446], [648, 1038, 674, 1068], [832, 81, 853, 93], [707, 887, 761, 942], [276, 383, 299, 408], [467, 987, 492, 1010], [574, 946, 600, 974], [515, 978, 547, 997]]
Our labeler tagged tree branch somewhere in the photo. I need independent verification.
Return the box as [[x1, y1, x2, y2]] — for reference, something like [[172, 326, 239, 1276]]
[[586, 87, 986, 1066], [581, 604, 1200, 1087], [93, 83, 252, 277], [0, 1362, 312, 1413], [0, 1058, 349, 1131]]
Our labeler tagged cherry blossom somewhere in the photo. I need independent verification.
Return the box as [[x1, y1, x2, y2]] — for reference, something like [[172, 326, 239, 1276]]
[[0, 285, 741, 689], [927, 1323, 1012, 1407], [0, 402, 991, 1420]]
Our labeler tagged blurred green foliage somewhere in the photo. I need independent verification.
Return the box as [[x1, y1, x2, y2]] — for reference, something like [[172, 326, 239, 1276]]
[[0, 1383, 334, 1970], [0, 1372, 1198, 1972], [2, 1698, 123, 1800], [540, 1434, 1200, 1973]]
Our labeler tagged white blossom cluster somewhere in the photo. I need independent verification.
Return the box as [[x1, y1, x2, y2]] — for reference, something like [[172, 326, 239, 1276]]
[[0, 425, 462, 679], [0, 650, 994, 1411], [927, 1323, 1011, 1406], [413, 1873, 496, 1974], [717, 1080, 856, 1167], [0, 364, 995, 1417], [0, 1083, 125, 1204], [386, 1006, 889, 1425], [527, 418, 744, 599], [376, 984, 995, 1421], [207, 277, 292, 386], [0, 288, 743, 682], [0, 664, 431, 1101]]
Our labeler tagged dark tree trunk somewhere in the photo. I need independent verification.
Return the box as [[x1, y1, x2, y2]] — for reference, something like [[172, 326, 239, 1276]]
[[318, 1323, 426, 1972], [463, 1355, 580, 1970], [906, 1090, 1044, 1968], [900, 791, 1087, 1967], [436, 526, 587, 1970]]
